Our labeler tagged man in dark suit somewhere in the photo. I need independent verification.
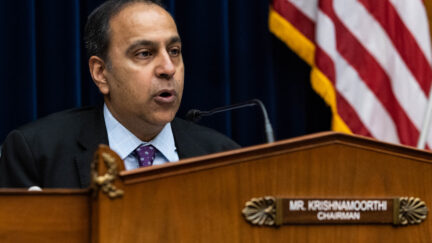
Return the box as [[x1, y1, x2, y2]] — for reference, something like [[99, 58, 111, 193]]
[[0, 0, 239, 188]]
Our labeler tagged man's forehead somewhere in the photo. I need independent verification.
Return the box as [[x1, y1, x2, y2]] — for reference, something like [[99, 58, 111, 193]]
[[110, 3, 176, 30], [109, 2, 179, 43]]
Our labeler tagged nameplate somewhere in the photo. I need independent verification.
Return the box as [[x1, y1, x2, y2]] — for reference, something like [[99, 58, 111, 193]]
[[242, 197, 428, 227]]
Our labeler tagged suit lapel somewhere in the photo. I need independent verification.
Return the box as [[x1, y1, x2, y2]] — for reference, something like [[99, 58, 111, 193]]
[[74, 106, 108, 188], [171, 118, 207, 159]]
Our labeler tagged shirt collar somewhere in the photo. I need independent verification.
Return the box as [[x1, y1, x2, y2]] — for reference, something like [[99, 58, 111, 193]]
[[103, 104, 178, 161]]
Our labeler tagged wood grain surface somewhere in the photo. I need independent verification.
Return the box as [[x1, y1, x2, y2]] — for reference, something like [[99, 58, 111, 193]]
[[0, 189, 91, 243], [93, 132, 432, 243]]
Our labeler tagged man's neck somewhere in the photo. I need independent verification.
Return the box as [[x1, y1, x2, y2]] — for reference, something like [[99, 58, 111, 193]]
[[105, 104, 164, 142]]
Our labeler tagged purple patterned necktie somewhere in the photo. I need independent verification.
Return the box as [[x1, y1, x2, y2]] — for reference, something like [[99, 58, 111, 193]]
[[134, 144, 156, 167]]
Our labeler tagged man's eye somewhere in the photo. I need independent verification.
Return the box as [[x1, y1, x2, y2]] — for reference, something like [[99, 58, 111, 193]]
[[169, 48, 181, 57], [136, 50, 152, 58]]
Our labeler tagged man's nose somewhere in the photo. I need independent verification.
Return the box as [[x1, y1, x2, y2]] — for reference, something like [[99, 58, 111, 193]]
[[155, 51, 176, 80]]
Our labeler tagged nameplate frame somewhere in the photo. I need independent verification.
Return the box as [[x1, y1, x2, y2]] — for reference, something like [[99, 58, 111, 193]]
[[242, 197, 428, 227]]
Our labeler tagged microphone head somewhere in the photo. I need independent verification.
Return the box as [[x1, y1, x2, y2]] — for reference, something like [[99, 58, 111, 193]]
[[185, 109, 202, 122]]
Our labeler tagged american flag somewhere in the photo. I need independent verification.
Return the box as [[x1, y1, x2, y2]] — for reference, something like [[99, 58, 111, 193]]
[[270, 0, 432, 148]]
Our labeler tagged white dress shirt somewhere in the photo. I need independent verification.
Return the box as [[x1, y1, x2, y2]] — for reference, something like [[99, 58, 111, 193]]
[[103, 104, 179, 170]]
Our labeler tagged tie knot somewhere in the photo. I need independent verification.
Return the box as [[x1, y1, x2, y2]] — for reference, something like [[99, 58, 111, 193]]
[[134, 144, 156, 167]]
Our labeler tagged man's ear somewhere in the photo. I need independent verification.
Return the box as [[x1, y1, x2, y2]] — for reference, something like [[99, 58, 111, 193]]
[[89, 56, 110, 95]]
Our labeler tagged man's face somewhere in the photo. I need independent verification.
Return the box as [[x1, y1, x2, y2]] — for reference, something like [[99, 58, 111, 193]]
[[101, 3, 184, 138]]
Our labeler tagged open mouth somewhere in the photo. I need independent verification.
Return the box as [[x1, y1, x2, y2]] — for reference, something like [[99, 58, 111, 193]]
[[159, 91, 172, 98], [154, 89, 177, 103]]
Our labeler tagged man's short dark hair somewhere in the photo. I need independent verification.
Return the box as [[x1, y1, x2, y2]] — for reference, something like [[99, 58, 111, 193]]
[[84, 0, 164, 62]]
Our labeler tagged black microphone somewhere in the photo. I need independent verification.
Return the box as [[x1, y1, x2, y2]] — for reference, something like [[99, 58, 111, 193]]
[[185, 99, 275, 143]]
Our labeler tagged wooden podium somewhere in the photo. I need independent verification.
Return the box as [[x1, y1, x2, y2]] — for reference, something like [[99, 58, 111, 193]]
[[1, 132, 431, 242]]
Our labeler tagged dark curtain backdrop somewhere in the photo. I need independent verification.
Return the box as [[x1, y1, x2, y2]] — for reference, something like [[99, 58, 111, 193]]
[[0, 0, 330, 147]]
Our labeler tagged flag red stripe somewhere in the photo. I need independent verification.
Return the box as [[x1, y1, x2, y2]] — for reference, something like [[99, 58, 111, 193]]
[[319, 0, 419, 146], [315, 46, 336, 84], [272, 0, 315, 41], [358, 0, 432, 96], [337, 94, 373, 137], [314, 46, 372, 136]]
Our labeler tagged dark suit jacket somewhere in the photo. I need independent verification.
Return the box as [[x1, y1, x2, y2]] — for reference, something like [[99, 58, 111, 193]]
[[0, 106, 240, 188]]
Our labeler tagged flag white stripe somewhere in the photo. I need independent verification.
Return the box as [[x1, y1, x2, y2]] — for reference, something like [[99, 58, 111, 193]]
[[316, 10, 400, 142], [288, 0, 318, 21], [333, 0, 426, 131], [390, 0, 432, 64]]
